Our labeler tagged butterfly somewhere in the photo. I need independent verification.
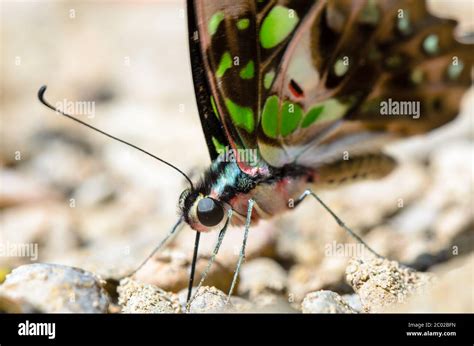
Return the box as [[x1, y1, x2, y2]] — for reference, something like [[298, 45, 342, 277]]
[[39, 0, 472, 309]]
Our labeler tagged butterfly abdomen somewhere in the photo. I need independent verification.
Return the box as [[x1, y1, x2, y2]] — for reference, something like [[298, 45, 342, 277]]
[[311, 153, 397, 189]]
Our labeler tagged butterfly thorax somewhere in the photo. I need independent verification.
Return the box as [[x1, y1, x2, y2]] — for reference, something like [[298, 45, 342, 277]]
[[179, 155, 311, 232]]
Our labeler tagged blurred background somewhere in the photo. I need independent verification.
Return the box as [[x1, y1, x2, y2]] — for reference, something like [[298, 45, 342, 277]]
[[0, 0, 472, 311]]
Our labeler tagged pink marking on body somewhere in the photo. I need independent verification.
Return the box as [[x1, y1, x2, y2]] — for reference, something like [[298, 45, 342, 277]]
[[227, 194, 261, 226], [209, 190, 220, 200], [236, 162, 271, 177], [275, 177, 292, 202], [190, 221, 212, 233]]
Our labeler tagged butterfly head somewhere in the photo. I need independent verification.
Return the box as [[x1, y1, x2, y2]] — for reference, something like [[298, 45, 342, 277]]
[[179, 188, 229, 232]]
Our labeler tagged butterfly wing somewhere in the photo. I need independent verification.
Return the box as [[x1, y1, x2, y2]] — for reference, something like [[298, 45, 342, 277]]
[[276, 0, 474, 168], [187, 2, 230, 161], [188, 0, 472, 170], [187, 0, 317, 173]]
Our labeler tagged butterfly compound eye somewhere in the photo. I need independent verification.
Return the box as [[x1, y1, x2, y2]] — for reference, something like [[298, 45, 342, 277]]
[[197, 198, 224, 227]]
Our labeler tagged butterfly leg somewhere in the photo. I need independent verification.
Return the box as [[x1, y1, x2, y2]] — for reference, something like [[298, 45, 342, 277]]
[[226, 199, 254, 303], [186, 209, 233, 311], [296, 189, 384, 260]]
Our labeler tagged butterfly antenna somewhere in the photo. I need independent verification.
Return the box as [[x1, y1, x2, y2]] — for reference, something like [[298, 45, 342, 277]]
[[37, 85, 194, 190], [186, 231, 201, 304]]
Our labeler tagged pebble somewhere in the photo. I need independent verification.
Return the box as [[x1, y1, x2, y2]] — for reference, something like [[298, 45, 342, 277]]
[[237, 258, 287, 298], [71, 173, 117, 207], [0, 202, 82, 272], [118, 278, 181, 313], [229, 296, 255, 312], [0, 263, 110, 313], [301, 290, 357, 313], [288, 256, 349, 303], [346, 257, 434, 312], [179, 280, 294, 313], [133, 249, 234, 293], [342, 293, 363, 312], [26, 139, 98, 192], [178, 288, 255, 312], [251, 292, 297, 312], [389, 199, 439, 235], [184, 286, 233, 313], [0, 170, 58, 208], [429, 141, 473, 206], [389, 254, 473, 312], [0, 294, 39, 313], [434, 205, 473, 243], [365, 226, 430, 265]]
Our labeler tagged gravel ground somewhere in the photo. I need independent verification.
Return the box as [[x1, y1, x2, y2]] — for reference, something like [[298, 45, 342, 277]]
[[0, 1, 472, 313]]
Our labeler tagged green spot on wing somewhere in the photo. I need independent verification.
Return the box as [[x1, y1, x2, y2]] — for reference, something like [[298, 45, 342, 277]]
[[301, 105, 324, 128], [225, 98, 254, 133], [301, 99, 349, 128], [210, 96, 219, 119], [208, 12, 225, 36], [448, 60, 464, 80], [423, 34, 439, 55], [359, 0, 379, 25], [397, 10, 411, 35], [319, 99, 348, 121], [240, 60, 255, 79], [262, 96, 279, 138], [212, 137, 226, 154], [216, 52, 232, 78], [334, 58, 349, 77], [264, 70, 275, 89], [410, 68, 424, 84], [260, 6, 299, 49], [281, 101, 302, 136], [237, 18, 250, 30], [262, 97, 345, 138]]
